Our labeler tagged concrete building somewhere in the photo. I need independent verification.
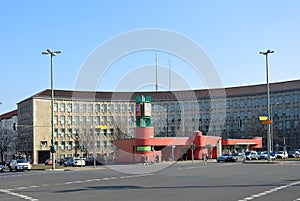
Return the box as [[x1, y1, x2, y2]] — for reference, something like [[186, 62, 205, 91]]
[[12, 79, 300, 164], [0, 110, 18, 163]]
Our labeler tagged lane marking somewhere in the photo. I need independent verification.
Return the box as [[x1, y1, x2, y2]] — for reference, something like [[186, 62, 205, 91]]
[[0, 189, 39, 201], [238, 180, 300, 201]]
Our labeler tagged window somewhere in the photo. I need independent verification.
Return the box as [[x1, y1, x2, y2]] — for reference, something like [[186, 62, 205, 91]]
[[61, 141, 65, 150], [198, 102, 203, 110], [177, 103, 181, 112], [54, 115, 58, 124], [232, 100, 237, 108], [286, 95, 290, 104], [89, 104, 93, 113], [204, 102, 209, 110], [96, 104, 100, 113], [60, 103, 65, 112], [82, 104, 86, 113], [103, 104, 107, 112], [164, 103, 168, 112], [226, 100, 230, 109], [68, 116, 72, 125], [248, 111, 252, 119], [61, 128, 65, 138], [123, 104, 127, 112], [171, 103, 175, 112], [240, 99, 245, 108], [286, 108, 290, 116], [255, 98, 259, 107], [60, 116, 65, 125], [277, 96, 282, 104], [111, 104, 115, 112], [116, 104, 121, 113], [54, 128, 58, 138], [75, 103, 79, 113], [75, 116, 79, 125], [68, 141, 72, 150], [110, 116, 114, 124], [68, 129, 72, 137], [89, 116, 93, 124], [96, 116, 100, 125], [262, 98, 267, 106], [103, 116, 107, 125], [247, 99, 252, 107], [67, 103, 72, 112], [54, 103, 58, 112], [294, 94, 299, 103], [82, 116, 86, 125], [294, 107, 299, 116]]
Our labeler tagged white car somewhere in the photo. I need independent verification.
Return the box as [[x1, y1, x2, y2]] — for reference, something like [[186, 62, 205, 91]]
[[245, 151, 258, 160], [275, 151, 288, 159], [9, 159, 31, 172]]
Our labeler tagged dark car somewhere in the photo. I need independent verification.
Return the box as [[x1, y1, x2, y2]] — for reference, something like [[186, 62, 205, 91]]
[[217, 154, 230, 163], [225, 153, 244, 162], [85, 157, 104, 166], [0, 164, 5, 173]]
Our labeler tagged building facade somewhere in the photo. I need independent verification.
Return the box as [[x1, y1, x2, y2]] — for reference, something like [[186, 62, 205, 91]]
[[14, 79, 300, 164], [0, 110, 18, 163]]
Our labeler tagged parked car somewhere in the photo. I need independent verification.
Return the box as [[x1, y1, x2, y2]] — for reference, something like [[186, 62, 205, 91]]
[[9, 159, 31, 172], [225, 153, 245, 162], [85, 157, 104, 166], [217, 154, 230, 163], [275, 151, 288, 159], [245, 151, 258, 160], [64, 158, 85, 167], [44, 159, 53, 166], [258, 151, 276, 160], [0, 164, 5, 173], [288, 151, 300, 158]]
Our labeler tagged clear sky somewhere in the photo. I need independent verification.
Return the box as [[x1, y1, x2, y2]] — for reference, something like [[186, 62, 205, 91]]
[[1, 1, 300, 113]]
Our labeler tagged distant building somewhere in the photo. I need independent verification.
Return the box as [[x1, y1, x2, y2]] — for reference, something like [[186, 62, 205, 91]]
[[11, 79, 300, 164], [0, 110, 18, 163]]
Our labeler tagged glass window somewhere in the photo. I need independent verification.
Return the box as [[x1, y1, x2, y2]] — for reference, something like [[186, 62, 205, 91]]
[[247, 99, 252, 107], [232, 100, 237, 108], [68, 141, 72, 150], [171, 103, 175, 112], [164, 103, 168, 112], [240, 99, 245, 108], [294, 94, 298, 103], [226, 112, 230, 120], [103, 116, 107, 125], [67, 103, 72, 112], [130, 104, 134, 113], [286, 95, 290, 104], [82, 116, 86, 124], [75, 103, 79, 113], [54, 128, 58, 137], [123, 104, 127, 112], [255, 98, 259, 107], [110, 104, 115, 112], [68, 129, 72, 137], [54, 103, 58, 112], [286, 120, 291, 129], [294, 107, 299, 116], [240, 112, 245, 119], [61, 141, 65, 150], [277, 96, 282, 104], [270, 96, 274, 105], [75, 116, 79, 125], [116, 104, 121, 113], [103, 104, 107, 112], [61, 116, 65, 125], [82, 104, 86, 113], [96, 116, 100, 125], [96, 104, 100, 113], [61, 128, 65, 138], [89, 104, 93, 113], [204, 102, 209, 110], [54, 115, 58, 124], [248, 111, 252, 119], [286, 108, 290, 116], [110, 116, 114, 124], [233, 112, 237, 120], [60, 103, 65, 112], [262, 98, 267, 106], [198, 102, 202, 110], [89, 116, 93, 124], [68, 116, 72, 125]]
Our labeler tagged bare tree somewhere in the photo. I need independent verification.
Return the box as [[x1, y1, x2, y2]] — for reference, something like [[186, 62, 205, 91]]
[[0, 128, 17, 163]]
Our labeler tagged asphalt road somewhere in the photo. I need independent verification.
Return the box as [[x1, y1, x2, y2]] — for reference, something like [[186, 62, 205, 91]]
[[0, 161, 299, 201]]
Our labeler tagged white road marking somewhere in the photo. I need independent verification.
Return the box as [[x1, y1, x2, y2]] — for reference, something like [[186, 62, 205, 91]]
[[0, 189, 39, 201], [238, 180, 300, 201]]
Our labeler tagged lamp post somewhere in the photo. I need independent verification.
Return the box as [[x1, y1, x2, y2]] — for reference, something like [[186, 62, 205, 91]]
[[259, 49, 274, 162], [42, 49, 61, 170]]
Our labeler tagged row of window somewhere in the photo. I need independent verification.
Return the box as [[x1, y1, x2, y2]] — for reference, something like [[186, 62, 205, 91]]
[[53, 140, 114, 150], [53, 115, 135, 126], [54, 103, 134, 113], [53, 128, 115, 138]]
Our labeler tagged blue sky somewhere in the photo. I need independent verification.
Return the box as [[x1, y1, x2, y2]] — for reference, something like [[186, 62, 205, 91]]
[[1, 1, 300, 113]]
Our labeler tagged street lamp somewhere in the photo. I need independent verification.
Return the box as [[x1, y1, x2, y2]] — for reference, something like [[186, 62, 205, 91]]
[[259, 49, 274, 162], [42, 49, 61, 170]]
